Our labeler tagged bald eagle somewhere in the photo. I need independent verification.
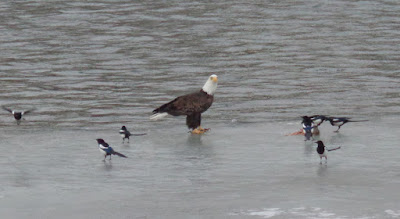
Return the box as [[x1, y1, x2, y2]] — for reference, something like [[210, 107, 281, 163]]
[[150, 74, 218, 134]]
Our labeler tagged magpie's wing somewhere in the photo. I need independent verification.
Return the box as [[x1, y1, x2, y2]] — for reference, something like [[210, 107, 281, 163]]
[[113, 151, 127, 158], [22, 108, 36, 115], [99, 143, 110, 150], [99, 142, 110, 148], [331, 117, 343, 122], [2, 106, 12, 113]]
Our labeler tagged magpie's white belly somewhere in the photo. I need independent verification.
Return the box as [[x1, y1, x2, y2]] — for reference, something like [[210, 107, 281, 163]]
[[313, 119, 322, 125], [333, 121, 344, 126], [99, 148, 107, 155], [319, 151, 327, 158]]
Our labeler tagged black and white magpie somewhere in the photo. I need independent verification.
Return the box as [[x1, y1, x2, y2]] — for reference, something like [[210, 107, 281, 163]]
[[315, 140, 341, 164], [119, 126, 131, 143], [119, 126, 147, 143], [96, 138, 127, 160], [2, 106, 34, 125], [328, 117, 368, 132], [310, 115, 329, 126]]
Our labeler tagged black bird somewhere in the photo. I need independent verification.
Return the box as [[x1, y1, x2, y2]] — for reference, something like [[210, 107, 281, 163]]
[[310, 115, 329, 126], [315, 140, 341, 164], [302, 116, 315, 141], [119, 126, 147, 143], [2, 106, 34, 125], [119, 126, 131, 143], [96, 139, 127, 161], [327, 117, 368, 132]]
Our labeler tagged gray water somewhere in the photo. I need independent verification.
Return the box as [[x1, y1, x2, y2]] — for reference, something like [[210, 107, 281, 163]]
[[1, 1, 400, 218]]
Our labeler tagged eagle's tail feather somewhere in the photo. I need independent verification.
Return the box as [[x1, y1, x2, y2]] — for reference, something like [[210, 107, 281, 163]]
[[150, 112, 169, 121]]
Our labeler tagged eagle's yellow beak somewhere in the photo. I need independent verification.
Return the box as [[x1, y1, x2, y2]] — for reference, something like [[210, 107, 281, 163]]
[[211, 75, 218, 83]]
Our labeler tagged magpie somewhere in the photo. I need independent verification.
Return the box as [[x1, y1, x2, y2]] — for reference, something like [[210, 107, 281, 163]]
[[302, 116, 315, 141], [2, 106, 34, 125], [310, 115, 329, 126], [286, 115, 327, 137], [96, 138, 127, 160], [327, 117, 368, 132], [119, 126, 131, 143], [119, 126, 147, 143], [315, 140, 341, 164]]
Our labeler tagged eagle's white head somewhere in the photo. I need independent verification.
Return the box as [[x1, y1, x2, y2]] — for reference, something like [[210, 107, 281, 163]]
[[202, 74, 218, 95]]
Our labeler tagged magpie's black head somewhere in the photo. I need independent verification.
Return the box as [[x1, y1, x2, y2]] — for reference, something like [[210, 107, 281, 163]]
[[302, 116, 313, 126], [121, 126, 127, 130], [96, 139, 105, 144], [314, 140, 324, 146]]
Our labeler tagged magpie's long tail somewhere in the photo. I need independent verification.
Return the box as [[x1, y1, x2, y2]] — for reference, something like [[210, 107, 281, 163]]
[[131, 133, 147, 136], [113, 151, 128, 158], [348, 120, 369, 122], [328, 146, 341, 152]]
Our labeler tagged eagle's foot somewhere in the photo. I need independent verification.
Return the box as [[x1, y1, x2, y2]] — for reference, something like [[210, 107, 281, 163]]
[[191, 126, 210, 134]]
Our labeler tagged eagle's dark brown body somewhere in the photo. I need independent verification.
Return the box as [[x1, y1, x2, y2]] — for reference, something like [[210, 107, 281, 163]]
[[152, 89, 214, 129]]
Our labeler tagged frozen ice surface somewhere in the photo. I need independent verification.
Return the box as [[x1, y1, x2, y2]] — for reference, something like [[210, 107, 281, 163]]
[[1, 117, 399, 218]]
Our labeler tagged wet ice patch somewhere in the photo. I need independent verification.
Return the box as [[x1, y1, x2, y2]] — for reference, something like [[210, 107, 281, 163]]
[[319, 212, 336, 217], [247, 208, 284, 218], [231, 207, 372, 218], [230, 208, 283, 218], [289, 207, 340, 218], [385, 210, 400, 218]]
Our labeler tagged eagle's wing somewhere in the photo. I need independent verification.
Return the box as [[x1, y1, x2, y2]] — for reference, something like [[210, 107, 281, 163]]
[[153, 91, 213, 116]]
